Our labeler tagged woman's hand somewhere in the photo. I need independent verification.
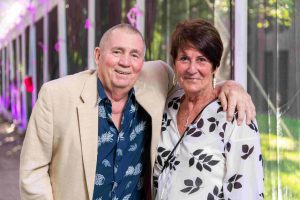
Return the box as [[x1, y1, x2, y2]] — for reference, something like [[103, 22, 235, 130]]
[[216, 80, 256, 125]]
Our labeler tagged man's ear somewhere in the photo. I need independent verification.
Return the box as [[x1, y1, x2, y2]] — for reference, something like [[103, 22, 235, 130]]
[[94, 47, 101, 65]]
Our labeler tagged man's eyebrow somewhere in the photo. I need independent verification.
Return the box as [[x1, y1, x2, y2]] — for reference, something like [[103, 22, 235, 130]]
[[111, 47, 124, 51], [130, 49, 143, 55]]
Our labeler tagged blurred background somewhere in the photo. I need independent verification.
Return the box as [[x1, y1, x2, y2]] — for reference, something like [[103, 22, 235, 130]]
[[0, 0, 299, 200]]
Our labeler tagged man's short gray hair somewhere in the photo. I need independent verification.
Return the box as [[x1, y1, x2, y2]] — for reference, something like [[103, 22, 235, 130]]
[[99, 23, 146, 51]]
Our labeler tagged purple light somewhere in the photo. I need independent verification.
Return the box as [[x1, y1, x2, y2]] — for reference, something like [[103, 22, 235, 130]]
[[127, 5, 142, 28], [54, 39, 62, 52], [27, 3, 36, 14], [84, 19, 92, 29], [38, 41, 48, 53]]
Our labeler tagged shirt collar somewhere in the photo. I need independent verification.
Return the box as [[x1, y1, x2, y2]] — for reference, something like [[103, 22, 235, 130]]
[[97, 78, 136, 104]]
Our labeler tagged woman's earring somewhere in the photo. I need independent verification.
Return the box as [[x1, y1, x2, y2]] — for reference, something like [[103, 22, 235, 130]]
[[213, 74, 216, 89]]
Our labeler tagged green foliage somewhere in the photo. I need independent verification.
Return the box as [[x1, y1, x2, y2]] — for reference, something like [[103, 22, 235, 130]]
[[248, 0, 294, 29], [259, 114, 300, 199]]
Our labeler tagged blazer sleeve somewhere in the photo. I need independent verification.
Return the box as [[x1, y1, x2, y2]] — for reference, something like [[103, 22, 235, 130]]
[[20, 84, 54, 200], [158, 60, 175, 94]]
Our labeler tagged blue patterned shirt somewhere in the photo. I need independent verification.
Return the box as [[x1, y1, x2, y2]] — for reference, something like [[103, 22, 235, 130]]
[[93, 79, 151, 200]]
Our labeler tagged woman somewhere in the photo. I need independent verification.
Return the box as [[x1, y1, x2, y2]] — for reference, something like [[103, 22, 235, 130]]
[[153, 19, 264, 200]]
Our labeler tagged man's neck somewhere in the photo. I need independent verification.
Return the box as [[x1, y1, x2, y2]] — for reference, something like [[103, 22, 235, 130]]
[[105, 89, 129, 130]]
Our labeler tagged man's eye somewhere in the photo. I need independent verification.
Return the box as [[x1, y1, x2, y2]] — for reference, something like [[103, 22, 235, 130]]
[[132, 53, 140, 58], [113, 50, 121, 54]]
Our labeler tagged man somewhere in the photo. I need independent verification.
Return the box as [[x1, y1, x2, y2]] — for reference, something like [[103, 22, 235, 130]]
[[20, 24, 255, 200]]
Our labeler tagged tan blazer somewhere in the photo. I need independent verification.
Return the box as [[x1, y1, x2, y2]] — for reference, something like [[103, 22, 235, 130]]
[[20, 60, 174, 200]]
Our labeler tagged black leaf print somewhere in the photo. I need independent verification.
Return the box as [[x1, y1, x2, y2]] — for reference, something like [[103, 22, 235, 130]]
[[207, 117, 219, 132], [191, 130, 203, 137], [199, 154, 207, 160], [166, 155, 180, 171], [197, 118, 204, 128], [208, 117, 216, 122], [208, 160, 219, 166], [157, 147, 165, 153], [189, 187, 200, 194], [249, 120, 258, 132], [204, 155, 213, 162], [226, 142, 231, 152], [228, 174, 242, 182], [174, 161, 180, 165], [195, 177, 202, 187], [157, 155, 163, 166], [242, 145, 249, 153], [219, 132, 224, 138], [259, 154, 264, 167], [187, 127, 196, 135], [259, 154, 262, 161], [173, 103, 179, 110], [222, 123, 227, 131], [161, 150, 171, 157], [217, 106, 223, 113], [168, 97, 180, 110], [203, 164, 211, 172], [189, 158, 195, 167], [259, 193, 264, 198], [218, 192, 224, 198], [209, 123, 216, 132], [227, 183, 233, 192], [227, 174, 243, 192], [234, 182, 242, 189], [181, 177, 203, 195], [241, 145, 254, 160], [207, 186, 224, 200], [153, 175, 158, 188], [207, 193, 214, 200], [196, 162, 203, 171], [189, 150, 220, 172], [181, 187, 193, 193], [193, 149, 204, 156], [167, 101, 173, 108], [184, 179, 194, 186], [213, 186, 218, 195], [161, 113, 172, 132]]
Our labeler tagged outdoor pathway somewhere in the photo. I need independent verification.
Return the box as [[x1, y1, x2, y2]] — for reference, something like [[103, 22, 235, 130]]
[[0, 116, 23, 200]]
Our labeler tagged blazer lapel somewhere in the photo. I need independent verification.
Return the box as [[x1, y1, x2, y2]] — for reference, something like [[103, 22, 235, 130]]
[[134, 79, 165, 168], [77, 71, 98, 200]]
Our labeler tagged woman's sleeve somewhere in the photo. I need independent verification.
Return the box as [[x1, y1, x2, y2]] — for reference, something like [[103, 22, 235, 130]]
[[223, 120, 264, 199]]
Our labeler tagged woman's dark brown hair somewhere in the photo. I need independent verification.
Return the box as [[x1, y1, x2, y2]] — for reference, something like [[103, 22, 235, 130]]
[[170, 19, 223, 70]]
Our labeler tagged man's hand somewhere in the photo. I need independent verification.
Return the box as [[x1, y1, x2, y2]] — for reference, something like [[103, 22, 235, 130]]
[[216, 80, 256, 125]]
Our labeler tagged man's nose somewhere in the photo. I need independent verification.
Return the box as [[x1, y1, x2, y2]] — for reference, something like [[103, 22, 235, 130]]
[[119, 54, 131, 67]]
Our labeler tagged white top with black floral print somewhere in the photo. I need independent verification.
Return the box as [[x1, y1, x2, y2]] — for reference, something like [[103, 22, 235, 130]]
[[153, 89, 264, 200]]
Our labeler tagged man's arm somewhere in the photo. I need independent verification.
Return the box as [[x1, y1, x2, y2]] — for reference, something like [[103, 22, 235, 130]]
[[20, 85, 54, 200], [215, 80, 256, 125]]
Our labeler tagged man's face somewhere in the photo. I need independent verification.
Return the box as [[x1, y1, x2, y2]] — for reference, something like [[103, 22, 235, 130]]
[[94, 28, 145, 95]]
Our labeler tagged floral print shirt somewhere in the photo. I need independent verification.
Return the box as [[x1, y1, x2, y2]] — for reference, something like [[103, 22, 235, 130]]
[[153, 89, 264, 200], [93, 79, 151, 200]]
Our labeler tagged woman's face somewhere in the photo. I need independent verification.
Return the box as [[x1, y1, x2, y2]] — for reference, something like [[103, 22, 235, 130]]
[[175, 47, 215, 96]]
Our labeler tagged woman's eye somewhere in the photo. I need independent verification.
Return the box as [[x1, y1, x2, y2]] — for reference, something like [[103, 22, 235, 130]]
[[198, 57, 207, 62], [179, 56, 188, 61]]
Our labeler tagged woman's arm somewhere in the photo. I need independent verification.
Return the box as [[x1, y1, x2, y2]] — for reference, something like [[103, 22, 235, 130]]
[[223, 119, 264, 199]]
